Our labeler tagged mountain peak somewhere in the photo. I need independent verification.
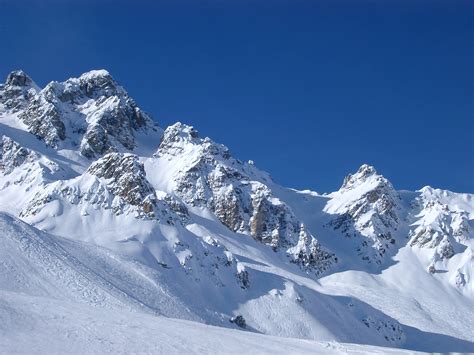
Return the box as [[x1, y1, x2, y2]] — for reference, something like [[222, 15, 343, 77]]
[[341, 164, 380, 190], [164, 122, 199, 142], [1, 70, 38, 112], [79, 69, 111, 81], [74, 69, 120, 99], [5, 70, 34, 87], [155, 121, 232, 161], [357, 163, 377, 176], [326, 163, 402, 265], [3, 68, 156, 154]]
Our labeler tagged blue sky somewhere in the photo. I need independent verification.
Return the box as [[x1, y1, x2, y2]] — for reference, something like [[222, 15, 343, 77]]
[[1, 0, 473, 192]]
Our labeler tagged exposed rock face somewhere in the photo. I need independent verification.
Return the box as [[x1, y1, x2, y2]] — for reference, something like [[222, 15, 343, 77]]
[[87, 153, 157, 214], [409, 187, 472, 263], [0, 136, 38, 175], [155, 123, 336, 276], [410, 226, 455, 260], [79, 94, 151, 158], [19, 96, 66, 147], [0, 136, 62, 207], [4, 69, 156, 154], [326, 164, 401, 265], [21, 153, 167, 220], [156, 123, 289, 245], [339, 165, 400, 232], [0, 70, 38, 112], [230, 315, 246, 328], [160, 193, 189, 223], [236, 269, 250, 289], [288, 224, 337, 273], [6, 70, 32, 87]]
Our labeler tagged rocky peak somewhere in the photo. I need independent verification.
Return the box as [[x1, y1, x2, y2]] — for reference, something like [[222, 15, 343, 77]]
[[341, 164, 379, 190], [157, 122, 198, 152], [9, 69, 156, 155], [87, 153, 157, 215], [164, 122, 199, 141], [156, 122, 230, 160], [39, 69, 121, 104], [327, 165, 401, 265], [333, 165, 400, 218], [5, 70, 34, 87], [0, 70, 38, 112], [77, 69, 119, 99]]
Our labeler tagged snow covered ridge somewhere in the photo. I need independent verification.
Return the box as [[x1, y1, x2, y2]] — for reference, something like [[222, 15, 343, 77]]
[[152, 122, 337, 275], [325, 164, 402, 265], [1, 69, 474, 353]]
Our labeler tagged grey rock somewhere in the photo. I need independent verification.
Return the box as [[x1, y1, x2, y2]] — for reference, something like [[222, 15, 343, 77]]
[[156, 123, 337, 276], [6, 70, 32, 87], [0, 70, 37, 112], [0, 136, 38, 174], [19, 99, 66, 147], [236, 270, 250, 289], [9, 70, 156, 154], [87, 153, 157, 215], [230, 315, 246, 328], [329, 165, 401, 265]]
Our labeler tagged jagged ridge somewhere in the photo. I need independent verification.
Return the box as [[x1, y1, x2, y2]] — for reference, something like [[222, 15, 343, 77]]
[[154, 122, 337, 276]]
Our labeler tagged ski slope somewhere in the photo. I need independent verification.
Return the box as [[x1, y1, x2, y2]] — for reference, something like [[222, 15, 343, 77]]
[[1, 291, 419, 355]]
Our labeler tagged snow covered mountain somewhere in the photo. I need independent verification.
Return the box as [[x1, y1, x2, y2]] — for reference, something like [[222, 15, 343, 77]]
[[0, 70, 473, 354]]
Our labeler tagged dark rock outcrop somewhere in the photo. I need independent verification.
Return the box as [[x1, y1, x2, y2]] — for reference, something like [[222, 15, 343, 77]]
[[87, 153, 157, 214], [0, 70, 37, 112], [230, 315, 246, 328], [0, 136, 38, 174]]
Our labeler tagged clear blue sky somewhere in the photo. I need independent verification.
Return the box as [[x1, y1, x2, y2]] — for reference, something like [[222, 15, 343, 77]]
[[1, 0, 473, 193]]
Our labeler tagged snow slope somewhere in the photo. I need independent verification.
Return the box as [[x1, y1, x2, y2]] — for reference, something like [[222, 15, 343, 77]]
[[0, 70, 473, 353], [0, 292, 416, 355], [0, 212, 471, 354]]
